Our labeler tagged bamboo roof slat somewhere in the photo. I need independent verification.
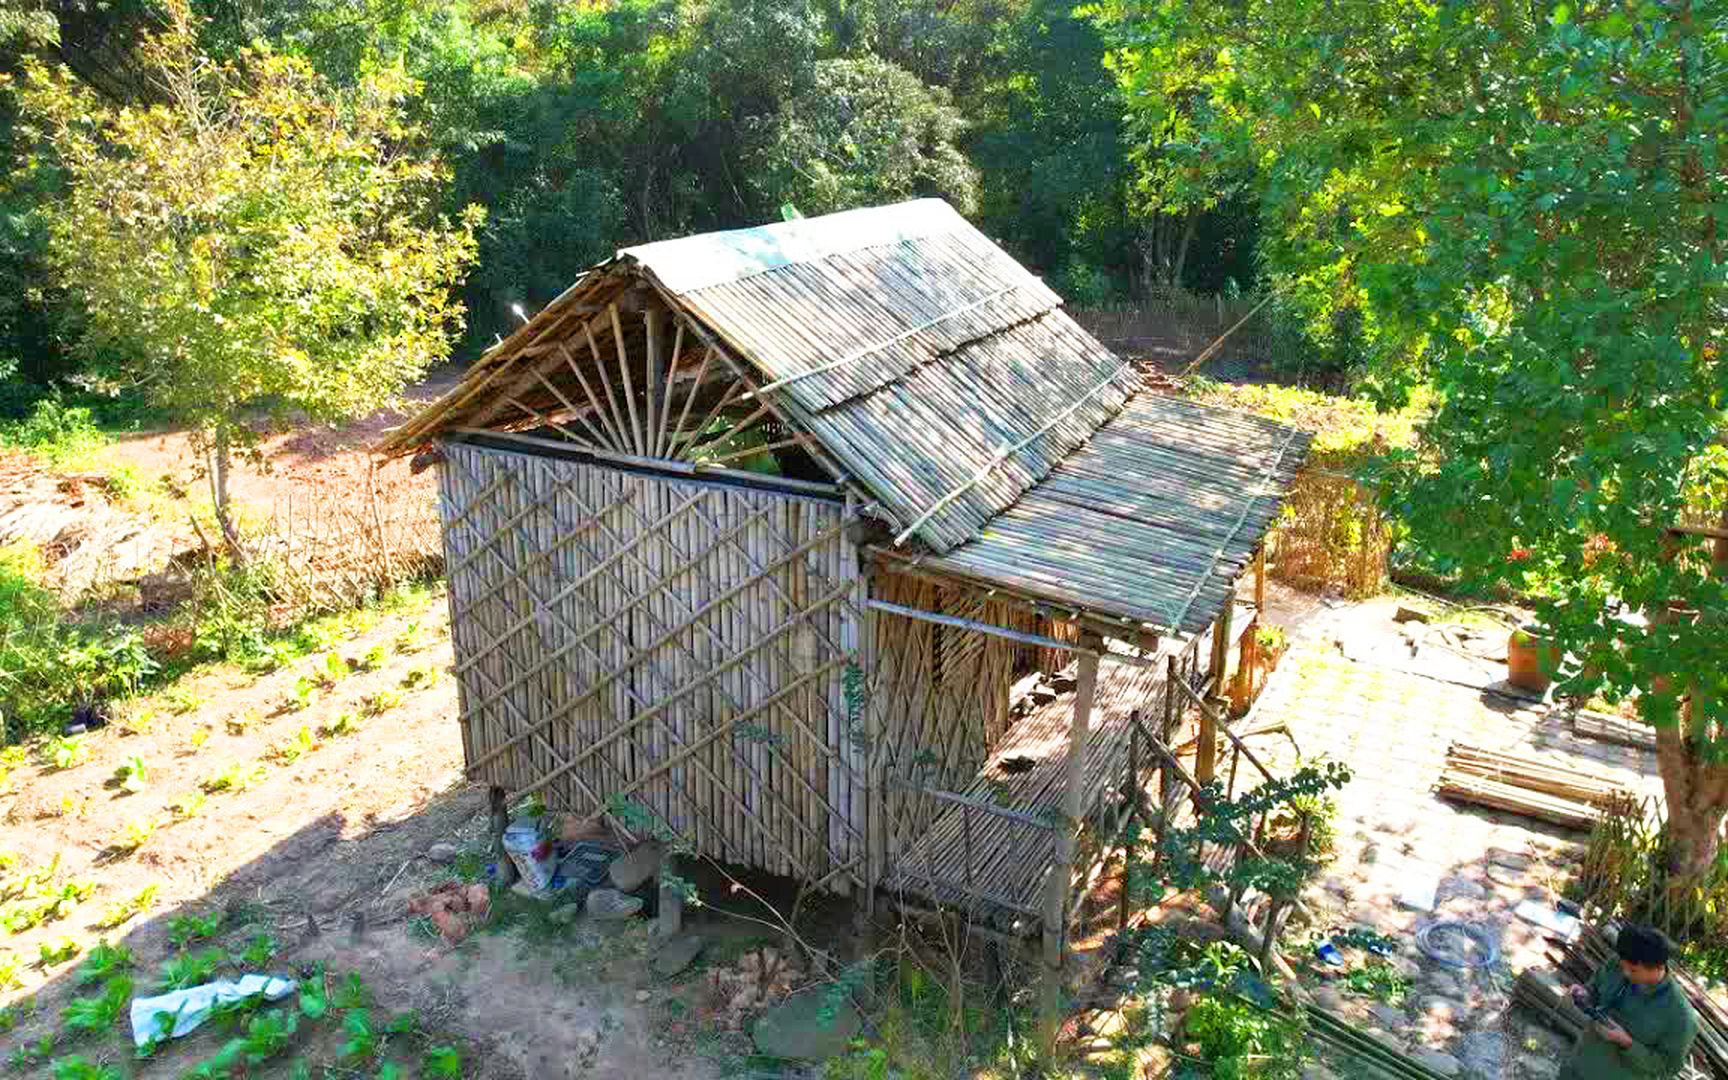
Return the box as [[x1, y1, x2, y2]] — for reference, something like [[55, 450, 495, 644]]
[[383, 200, 1310, 633]]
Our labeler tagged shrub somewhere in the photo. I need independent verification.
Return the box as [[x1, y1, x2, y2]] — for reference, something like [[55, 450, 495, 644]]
[[0, 399, 108, 469]]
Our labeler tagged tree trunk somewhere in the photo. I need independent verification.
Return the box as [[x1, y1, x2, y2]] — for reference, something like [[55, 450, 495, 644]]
[[1649, 502, 1728, 884], [1655, 725, 1728, 881], [208, 424, 247, 566]]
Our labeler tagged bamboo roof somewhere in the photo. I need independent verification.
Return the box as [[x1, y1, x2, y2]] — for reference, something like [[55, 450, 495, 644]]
[[383, 199, 1308, 635], [883, 394, 1310, 636]]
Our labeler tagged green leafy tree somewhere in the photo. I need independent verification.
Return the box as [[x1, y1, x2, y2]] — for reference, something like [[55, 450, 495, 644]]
[[19, 0, 480, 555], [752, 54, 978, 216], [1094, 0, 1728, 879]]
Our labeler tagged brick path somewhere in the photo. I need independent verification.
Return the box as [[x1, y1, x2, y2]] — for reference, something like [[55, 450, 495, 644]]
[[1238, 597, 1662, 1080]]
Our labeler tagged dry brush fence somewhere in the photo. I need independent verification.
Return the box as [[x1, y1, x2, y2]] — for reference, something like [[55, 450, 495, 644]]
[[245, 464, 444, 612]]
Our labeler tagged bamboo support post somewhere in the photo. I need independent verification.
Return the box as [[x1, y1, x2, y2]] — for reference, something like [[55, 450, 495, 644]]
[[1040, 632, 1100, 1058]]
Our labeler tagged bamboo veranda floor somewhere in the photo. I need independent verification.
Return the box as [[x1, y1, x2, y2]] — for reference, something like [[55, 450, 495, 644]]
[[882, 644, 1197, 930]]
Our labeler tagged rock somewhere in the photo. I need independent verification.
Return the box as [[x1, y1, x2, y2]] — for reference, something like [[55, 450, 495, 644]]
[[426, 842, 460, 864], [549, 902, 583, 925], [651, 934, 705, 978], [1488, 848, 1533, 871], [1393, 606, 1431, 624], [608, 842, 665, 891], [635, 989, 651, 1003], [586, 887, 645, 921], [1410, 1048, 1462, 1077], [753, 986, 862, 1061], [1440, 876, 1490, 902], [1360, 842, 1381, 865], [1369, 1003, 1407, 1031], [430, 908, 469, 944]]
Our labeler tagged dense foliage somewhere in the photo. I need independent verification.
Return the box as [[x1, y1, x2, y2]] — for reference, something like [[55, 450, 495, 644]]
[[17, 2, 481, 546], [1095, 0, 1728, 875], [0, 0, 1267, 395]]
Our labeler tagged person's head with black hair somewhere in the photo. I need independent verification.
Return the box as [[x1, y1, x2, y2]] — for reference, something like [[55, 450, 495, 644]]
[[1616, 924, 1672, 986]]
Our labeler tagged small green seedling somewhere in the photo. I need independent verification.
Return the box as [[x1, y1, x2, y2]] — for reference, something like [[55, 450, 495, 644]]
[[94, 884, 159, 930], [76, 942, 133, 985], [167, 909, 224, 949], [165, 689, 209, 715], [323, 650, 350, 684], [189, 726, 212, 750], [361, 689, 404, 717], [270, 727, 318, 765], [358, 643, 388, 671], [172, 791, 207, 818], [289, 675, 321, 711], [422, 1046, 463, 1079], [114, 756, 147, 794], [37, 937, 80, 968], [323, 712, 359, 738], [116, 818, 158, 853], [202, 761, 266, 794], [0, 951, 23, 990], [394, 621, 424, 653], [120, 709, 156, 736], [158, 946, 223, 990], [234, 934, 277, 969], [60, 974, 132, 1037], [46, 736, 88, 771], [49, 1054, 119, 1080]]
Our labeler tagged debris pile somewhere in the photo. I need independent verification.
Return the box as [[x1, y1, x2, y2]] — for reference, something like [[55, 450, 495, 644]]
[[701, 947, 799, 1030], [407, 882, 491, 944]]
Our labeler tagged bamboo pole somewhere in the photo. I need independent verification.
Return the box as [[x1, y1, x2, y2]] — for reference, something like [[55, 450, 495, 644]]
[[1040, 631, 1100, 1058]]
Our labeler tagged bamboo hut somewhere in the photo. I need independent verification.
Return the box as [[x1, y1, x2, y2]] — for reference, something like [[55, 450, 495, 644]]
[[380, 199, 1309, 968]]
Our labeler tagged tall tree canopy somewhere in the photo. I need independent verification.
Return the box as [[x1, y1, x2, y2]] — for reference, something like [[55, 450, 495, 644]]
[[20, 1, 481, 550], [1094, 0, 1728, 873]]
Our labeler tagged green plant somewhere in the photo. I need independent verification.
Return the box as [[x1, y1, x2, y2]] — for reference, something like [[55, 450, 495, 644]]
[[114, 755, 147, 794], [119, 708, 156, 736], [421, 1046, 462, 1079], [47, 1055, 120, 1080], [159, 946, 224, 990], [0, 950, 22, 989], [289, 675, 322, 712], [401, 663, 440, 690], [0, 399, 108, 467], [202, 760, 266, 794], [189, 725, 212, 750], [1183, 993, 1308, 1079], [270, 726, 318, 765], [323, 711, 359, 738], [393, 621, 423, 653], [339, 1008, 379, 1063], [172, 791, 208, 818], [234, 934, 277, 969], [168, 909, 225, 948], [115, 817, 159, 853], [76, 941, 133, 985], [1340, 959, 1412, 1006], [60, 974, 132, 1037], [323, 650, 351, 684], [46, 735, 89, 771], [358, 643, 388, 671], [165, 688, 209, 715], [361, 689, 404, 716], [37, 936, 79, 967], [94, 884, 158, 929]]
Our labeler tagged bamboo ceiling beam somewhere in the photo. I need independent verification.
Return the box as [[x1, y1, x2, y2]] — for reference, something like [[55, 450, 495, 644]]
[[611, 303, 647, 455]]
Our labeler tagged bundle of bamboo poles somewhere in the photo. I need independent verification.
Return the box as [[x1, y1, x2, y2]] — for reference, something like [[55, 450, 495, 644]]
[[1435, 743, 1631, 831], [1570, 709, 1658, 751], [1513, 922, 1728, 1078], [1302, 1004, 1460, 1080]]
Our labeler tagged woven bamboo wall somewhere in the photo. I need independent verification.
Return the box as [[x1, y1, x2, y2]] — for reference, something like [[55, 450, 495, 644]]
[[438, 441, 868, 891], [867, 570, 1069, 866]]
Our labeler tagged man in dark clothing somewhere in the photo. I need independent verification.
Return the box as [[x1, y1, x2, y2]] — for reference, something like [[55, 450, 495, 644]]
[[1560, 924, 1699, 1079]]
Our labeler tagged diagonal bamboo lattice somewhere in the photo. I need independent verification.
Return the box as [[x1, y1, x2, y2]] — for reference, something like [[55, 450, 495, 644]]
[[438, 441, 869, 889]]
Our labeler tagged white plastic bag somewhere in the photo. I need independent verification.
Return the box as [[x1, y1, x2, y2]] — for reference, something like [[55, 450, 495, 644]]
[[130, 974, 296, 1048], [502, 817, 555, 892]]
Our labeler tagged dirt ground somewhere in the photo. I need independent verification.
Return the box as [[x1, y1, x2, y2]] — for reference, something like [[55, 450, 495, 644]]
[[0, 592, 754, 1078]]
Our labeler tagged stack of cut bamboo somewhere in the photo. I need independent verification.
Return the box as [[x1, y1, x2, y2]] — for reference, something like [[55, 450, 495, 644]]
[[1513, 923, 1728, 1078], [1435, 743, 1630, 831], [1570, 709, 1658, 751], [1302, 1004, 1462, 1079]]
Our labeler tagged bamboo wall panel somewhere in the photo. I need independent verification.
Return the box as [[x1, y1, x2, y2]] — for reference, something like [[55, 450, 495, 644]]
[[865, 571, 1066, 869], [438, 442, 867, 890]]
